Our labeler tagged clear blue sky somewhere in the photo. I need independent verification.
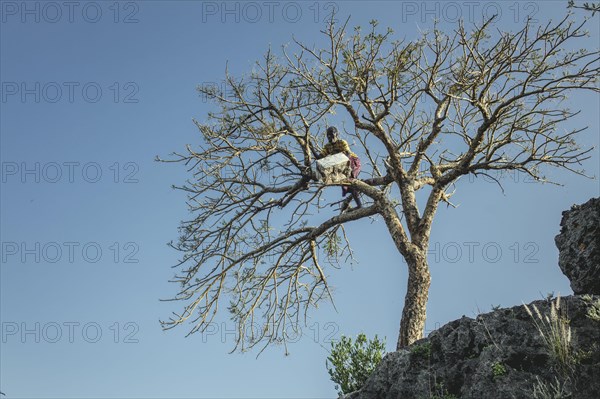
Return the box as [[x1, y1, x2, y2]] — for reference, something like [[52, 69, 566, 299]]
[[0, 1, 598, 398]]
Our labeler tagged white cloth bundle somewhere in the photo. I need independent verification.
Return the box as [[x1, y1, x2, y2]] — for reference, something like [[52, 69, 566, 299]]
[[316, 153, 350, 184]]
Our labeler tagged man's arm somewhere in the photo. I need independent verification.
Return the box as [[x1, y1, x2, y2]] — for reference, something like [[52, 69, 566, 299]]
[[318, 143, 330, 159], [339, 140, 352, 157]]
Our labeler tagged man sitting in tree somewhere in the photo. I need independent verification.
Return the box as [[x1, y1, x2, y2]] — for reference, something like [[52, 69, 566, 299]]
[[320, 126, 362, 210]]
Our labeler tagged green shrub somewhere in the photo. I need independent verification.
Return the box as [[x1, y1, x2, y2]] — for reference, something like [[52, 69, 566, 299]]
[[326, 333, 386, 395], [581, 295, 600, 322], [532, 376, 571, 399], [431, 382, 458, 399], [524, 295, 574, 376], [418, 381, 458, 399], [411, 342, 432, 360], [491, 361, 507, 380], [525, 295, 579, 398]]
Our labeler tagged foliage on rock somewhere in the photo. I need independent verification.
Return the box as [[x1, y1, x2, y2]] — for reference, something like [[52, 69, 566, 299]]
[[326, 333, 386, 396]]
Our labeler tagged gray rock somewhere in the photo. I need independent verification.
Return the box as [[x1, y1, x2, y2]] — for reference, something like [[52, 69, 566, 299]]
[[555, 197, 600, 295], [347, 296, 600, 399], [344, 198, 600, 399]]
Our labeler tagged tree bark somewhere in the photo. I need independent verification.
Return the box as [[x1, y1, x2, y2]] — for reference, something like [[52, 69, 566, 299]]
[[375, 198, 432, 349], [396, 249, 430, 349]]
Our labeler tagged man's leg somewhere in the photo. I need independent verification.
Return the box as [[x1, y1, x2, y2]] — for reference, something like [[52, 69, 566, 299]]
[[350, 156, 362, 208], [351, 189, 362, 208]]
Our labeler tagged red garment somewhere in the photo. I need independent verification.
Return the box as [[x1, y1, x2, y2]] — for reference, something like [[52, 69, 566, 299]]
[[342, 156, 361, 196]]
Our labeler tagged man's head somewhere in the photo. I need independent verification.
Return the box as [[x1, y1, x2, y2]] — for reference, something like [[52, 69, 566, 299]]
[[326, 126, 339, 143]]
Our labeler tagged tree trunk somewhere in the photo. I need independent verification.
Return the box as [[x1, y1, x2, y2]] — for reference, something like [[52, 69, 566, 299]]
[[396, 249, 431, 349], [376, 199, 432, 350]]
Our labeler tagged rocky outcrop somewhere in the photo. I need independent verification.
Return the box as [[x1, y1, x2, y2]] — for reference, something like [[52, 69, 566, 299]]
[[346, 198, 600, 399], [555, 197, 600, 295], [347, 296, 600, 399]]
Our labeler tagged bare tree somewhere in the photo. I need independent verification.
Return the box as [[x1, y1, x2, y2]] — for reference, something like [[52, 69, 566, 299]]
[[568, 0, 600, 15], [159, 14, 599, 352]]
